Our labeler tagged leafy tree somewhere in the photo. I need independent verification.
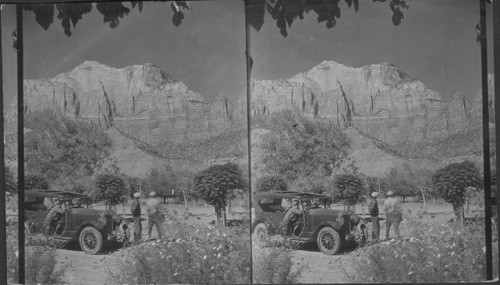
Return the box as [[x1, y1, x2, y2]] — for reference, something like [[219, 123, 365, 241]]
[[332, 173, 365, 212], [382, 164, 420, 203], [256, 176, 287, 192], [174, 169, 197, 207], [246, 0, 409, 37], [144, 167, 179, 203], [432, 161, 482, 224], [4, 166, 17, 194], [24, 110, 112, 185], [93, 173, 127, 212], [260, 110, 350, 185], [24, 173, 49, 190], [194, 163, 245, 225], [21, 1, 408, 39]]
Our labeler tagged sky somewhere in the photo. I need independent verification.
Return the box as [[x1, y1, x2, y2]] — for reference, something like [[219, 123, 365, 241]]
[[2, 1, 247, 105], [1, 0, 494, 106], [251, 0, 494, 102]]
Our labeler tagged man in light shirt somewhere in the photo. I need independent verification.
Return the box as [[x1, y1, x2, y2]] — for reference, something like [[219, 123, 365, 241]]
[[146, 192, 164, 239], [383, 191, 402, 240]]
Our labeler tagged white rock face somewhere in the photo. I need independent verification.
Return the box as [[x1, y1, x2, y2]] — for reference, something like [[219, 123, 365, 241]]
[[21, 61, 241, 144], [251, 61, 487, 144]]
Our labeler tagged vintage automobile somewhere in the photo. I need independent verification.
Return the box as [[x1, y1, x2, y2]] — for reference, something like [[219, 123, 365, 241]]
[[252, 191, 369, 255], [25, 189, 125, 255]]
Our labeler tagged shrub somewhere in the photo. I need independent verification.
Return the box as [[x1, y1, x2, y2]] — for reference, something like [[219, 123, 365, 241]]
[[252, 242, 304, 284], [108, 215, 251, 284], [256, 176, 287, 192], [25, 246, 69, 284], [25, 173, 50, 190], [194, 163, 246, 224], [343, 217, 499, 283], [432, 161, 482, 223], [93, 173, 127, 211], [332, 173, 365, 212], [7, 224, 68, 284]]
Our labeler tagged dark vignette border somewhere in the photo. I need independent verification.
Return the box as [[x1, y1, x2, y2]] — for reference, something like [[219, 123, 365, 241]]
[[0, 0, 497, 284]]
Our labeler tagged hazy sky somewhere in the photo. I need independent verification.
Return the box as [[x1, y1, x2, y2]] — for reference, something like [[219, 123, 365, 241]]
[[251, 0, 494, 102], [2, 1, 246, 105], [2, 0, 494, 106]]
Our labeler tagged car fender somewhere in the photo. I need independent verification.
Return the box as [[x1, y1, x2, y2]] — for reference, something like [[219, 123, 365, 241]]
[[315, 221, 343, 236], [76, 220, 104, 234]]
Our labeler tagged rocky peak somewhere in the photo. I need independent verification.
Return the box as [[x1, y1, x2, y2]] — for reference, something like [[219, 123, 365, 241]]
[[250, 60, 477, 144], [19, 61, 239, 145]]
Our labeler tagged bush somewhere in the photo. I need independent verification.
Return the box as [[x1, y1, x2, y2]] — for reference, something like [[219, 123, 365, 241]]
[[108, 217, 251, 284], [252, 243, 304, 284], [256, 176, 287, 192], [7, 225, 68, 284], [25, 246, 68, 284], [343, 217, 499, 283], [93, 173, 127, 211]]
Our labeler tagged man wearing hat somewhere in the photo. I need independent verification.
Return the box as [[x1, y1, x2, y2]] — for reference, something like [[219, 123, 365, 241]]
[[368, 192, 380, 242], [146, 192, 164, 239], [130, 192, 142, 242], [43, 198, 65, 237], [281, 200, 302, 236], [384, 191, 402, 240]]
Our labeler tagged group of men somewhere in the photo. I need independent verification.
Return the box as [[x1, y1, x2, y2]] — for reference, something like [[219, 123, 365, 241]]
[[367, 191, 403, 242], [130, 191, 165, 241]]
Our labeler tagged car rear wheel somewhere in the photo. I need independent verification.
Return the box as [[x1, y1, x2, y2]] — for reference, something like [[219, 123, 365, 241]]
[[317, 227, 341, 255], [79, 226, 103, 255], [253, 223, 268, 246]]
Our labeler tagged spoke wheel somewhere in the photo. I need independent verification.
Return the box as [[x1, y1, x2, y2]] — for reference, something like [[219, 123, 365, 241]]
[[253, 223, 268, 247], [317, 227, 341, 255], [79, 226, 103, 255]]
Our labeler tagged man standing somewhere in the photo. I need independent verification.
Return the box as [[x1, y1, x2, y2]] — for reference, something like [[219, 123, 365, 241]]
[[384, 191, 403, 240], [280, 200, 301, 236], [44, 198, 65, 237], [130, 192, 142, 242], [368, 192, 380, 242], [146, 192, 164, 239]]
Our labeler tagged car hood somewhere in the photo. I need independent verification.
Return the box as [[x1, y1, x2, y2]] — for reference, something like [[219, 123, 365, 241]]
[[71, 208, 105, 216], [308, 208, 343, 216]]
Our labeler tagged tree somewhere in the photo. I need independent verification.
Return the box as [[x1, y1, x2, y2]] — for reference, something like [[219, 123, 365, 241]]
[[144, 167, 179, 204], [24, 173, 49, 190], [246, 0, 409, 37], [332, 173, 365, 212], [260, 110, 350, 185], [256, 176, 287, 192], [93, 173, 127, 212], [24, 110, 112, 185], [21, 1, 408, 39], [382, 165, 420, 203], [194, 163, 245, 225], [432, 161, 482, 224], [174, 169, 197, 207]]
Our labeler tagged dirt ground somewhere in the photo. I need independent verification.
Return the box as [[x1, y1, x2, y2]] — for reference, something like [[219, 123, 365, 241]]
[[53, 201, 478, 284]]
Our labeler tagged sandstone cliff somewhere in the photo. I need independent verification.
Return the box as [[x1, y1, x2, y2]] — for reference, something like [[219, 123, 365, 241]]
[[250, 61, 490, 145], [21, 61, 240, 145]]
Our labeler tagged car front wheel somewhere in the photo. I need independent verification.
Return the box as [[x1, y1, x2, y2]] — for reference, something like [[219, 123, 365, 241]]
[[79, 226, 103, 255], [253, 223, 268, 246], [317, 227, 341, 255]]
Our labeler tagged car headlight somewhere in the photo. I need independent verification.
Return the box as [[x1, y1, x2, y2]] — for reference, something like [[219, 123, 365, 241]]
[[98, 213, 107, 226]]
